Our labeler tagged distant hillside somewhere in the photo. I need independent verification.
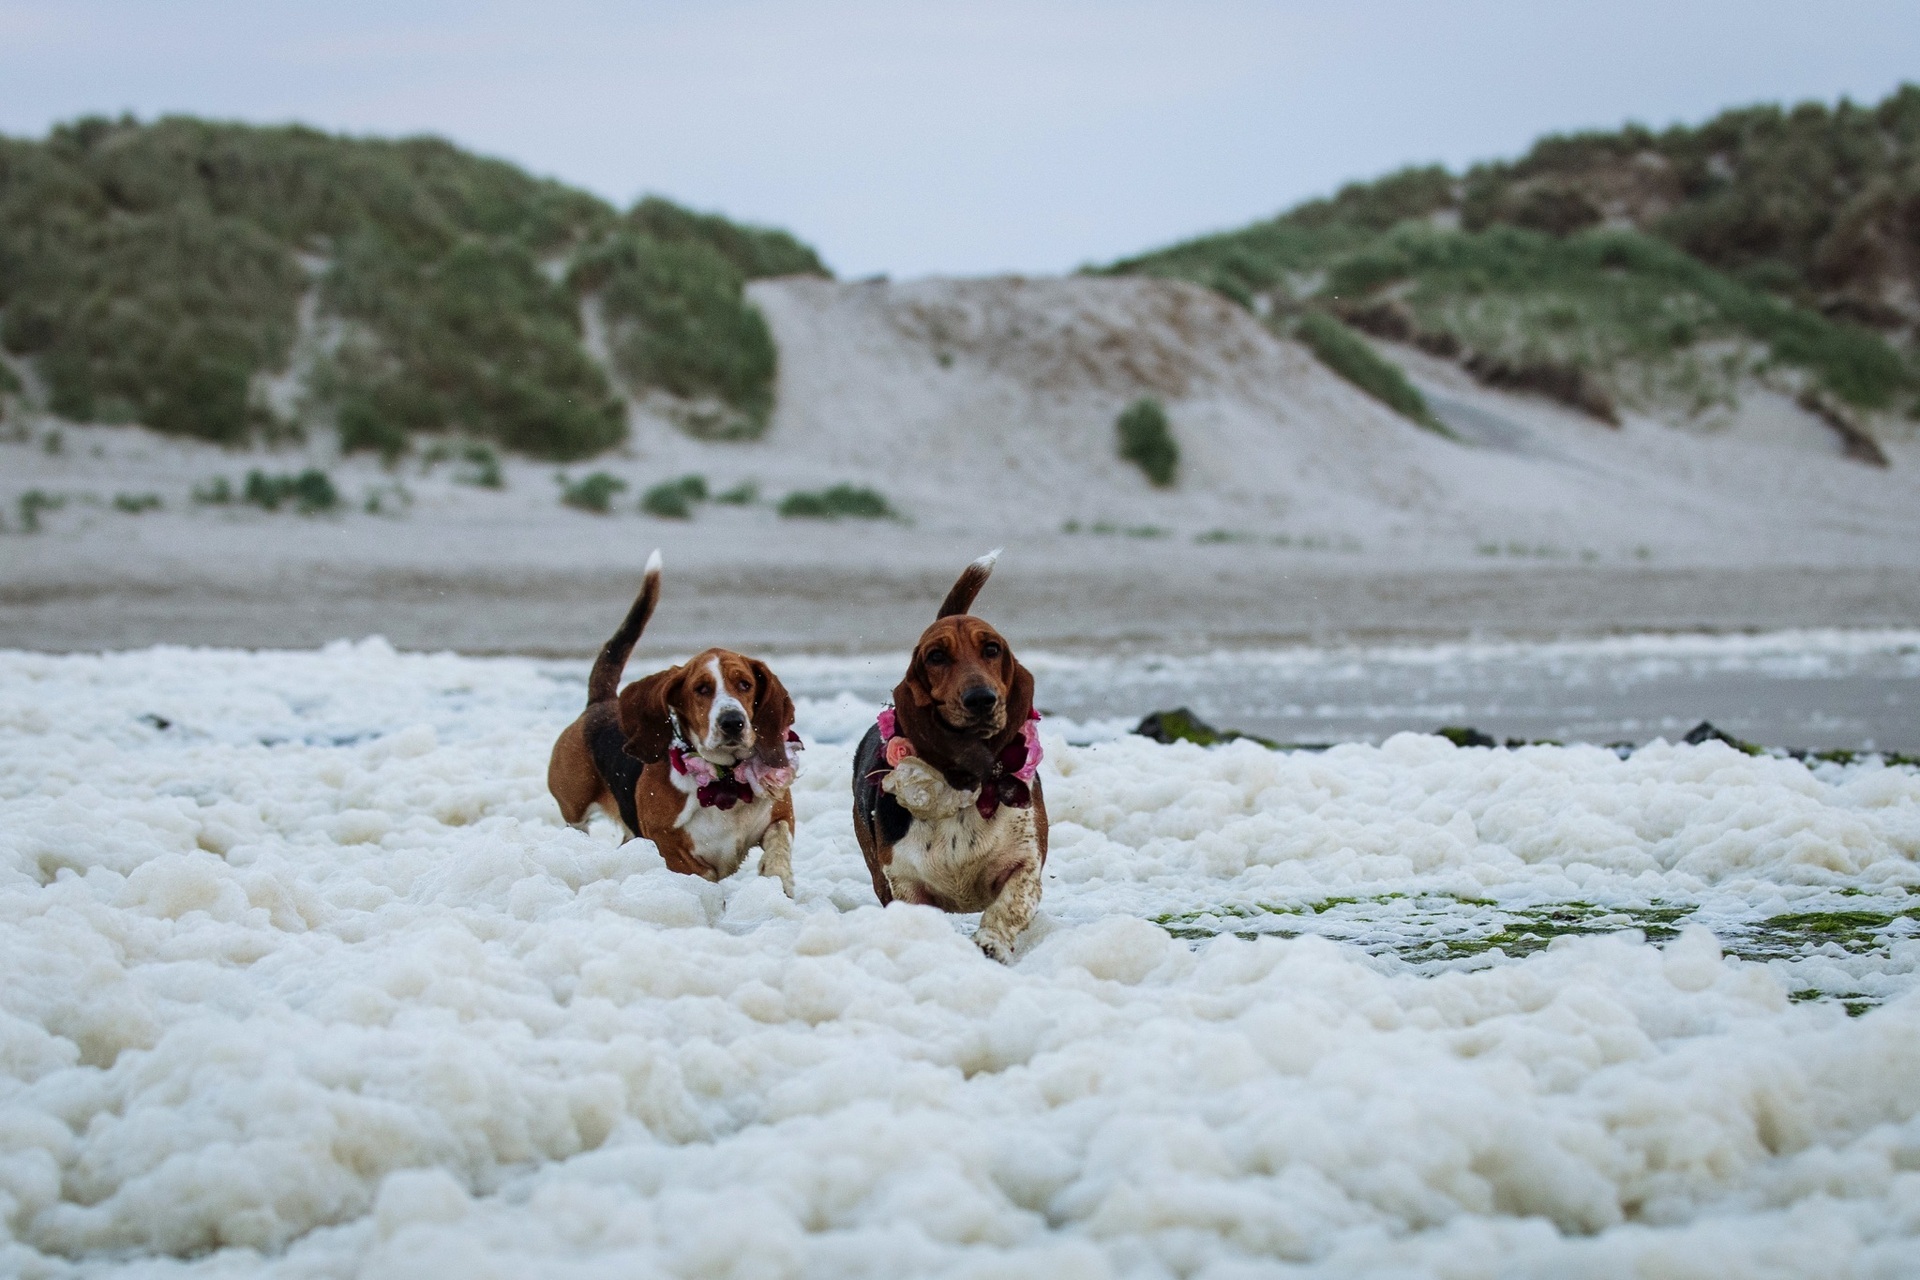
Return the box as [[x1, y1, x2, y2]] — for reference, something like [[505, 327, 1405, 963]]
[[1109, 86, 1920, 445], [0, 116, 827, 458]]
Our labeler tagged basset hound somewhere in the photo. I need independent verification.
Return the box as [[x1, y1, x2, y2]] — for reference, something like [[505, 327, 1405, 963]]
[[851, 550, 1047, 961], [548, 551, 800, 895]]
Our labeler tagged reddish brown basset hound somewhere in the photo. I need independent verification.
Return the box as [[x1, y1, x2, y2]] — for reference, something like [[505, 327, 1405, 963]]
[[548, 551, 799, 894], [851, 551, 1047, 961]]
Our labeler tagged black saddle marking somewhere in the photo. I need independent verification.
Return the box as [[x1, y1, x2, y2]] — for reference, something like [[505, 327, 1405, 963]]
[[585, 703, 644, 837], [852, 723, 914, 847]]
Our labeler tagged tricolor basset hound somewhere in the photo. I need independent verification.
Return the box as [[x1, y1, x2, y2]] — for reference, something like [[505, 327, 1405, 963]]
[[548, 551, 800, 895], [851, 551, 1047, 961]]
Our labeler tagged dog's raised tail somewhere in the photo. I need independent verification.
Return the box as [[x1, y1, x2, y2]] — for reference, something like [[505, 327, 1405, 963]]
[[587, 549, 663, 704], [937, 548, 1002, 619]]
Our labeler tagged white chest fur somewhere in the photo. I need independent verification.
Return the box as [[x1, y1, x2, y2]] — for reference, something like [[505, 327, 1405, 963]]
[[670, 771, 775, 878], [882, 758, 1038, 913]]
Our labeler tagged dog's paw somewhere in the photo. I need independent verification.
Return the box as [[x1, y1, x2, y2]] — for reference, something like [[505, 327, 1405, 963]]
[[974, 931, 1014, 964]]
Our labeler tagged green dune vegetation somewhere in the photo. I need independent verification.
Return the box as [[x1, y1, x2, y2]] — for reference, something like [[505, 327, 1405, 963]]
[[0, 115, 826, 459], [1108, 86, 1920, 439]]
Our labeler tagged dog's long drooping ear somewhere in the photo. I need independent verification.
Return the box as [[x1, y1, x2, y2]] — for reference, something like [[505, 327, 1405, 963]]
[[620, 665, 684, 763], [998, 652, 1035, 749], [749, 659, 795, 770], [936, 548, 1002, 619]]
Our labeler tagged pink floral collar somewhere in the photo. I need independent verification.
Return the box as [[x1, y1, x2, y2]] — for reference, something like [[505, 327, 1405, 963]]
[[669, 731, 802, 810], [875, 705, 1042, 819]]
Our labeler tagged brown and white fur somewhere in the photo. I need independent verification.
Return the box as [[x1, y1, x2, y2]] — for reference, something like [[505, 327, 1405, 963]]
[[851, 550, 1047, 961], [548, 551, 798, 895]]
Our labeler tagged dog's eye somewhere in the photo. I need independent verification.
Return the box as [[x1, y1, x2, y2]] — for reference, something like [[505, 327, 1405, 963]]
[[696, 682, 714, 696], [925, 650, 950, 667], [981, 641, 1002, 658], [735, 679, 751, 692]]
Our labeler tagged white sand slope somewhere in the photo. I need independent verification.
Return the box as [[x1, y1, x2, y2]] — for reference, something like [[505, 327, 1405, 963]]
[[4, 644, 1919, 1276], [745, 275, 1920, 560]]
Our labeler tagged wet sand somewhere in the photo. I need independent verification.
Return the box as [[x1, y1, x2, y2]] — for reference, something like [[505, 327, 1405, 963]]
[[6, 556, 1918, 656]]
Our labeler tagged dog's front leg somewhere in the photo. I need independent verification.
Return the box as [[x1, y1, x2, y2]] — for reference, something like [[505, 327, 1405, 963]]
[[758, 817, 795, 897], [973, 852, 1042, 963]]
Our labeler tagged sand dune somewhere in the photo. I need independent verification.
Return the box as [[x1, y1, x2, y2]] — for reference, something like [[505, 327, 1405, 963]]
[[2, 275, 1916, 653]]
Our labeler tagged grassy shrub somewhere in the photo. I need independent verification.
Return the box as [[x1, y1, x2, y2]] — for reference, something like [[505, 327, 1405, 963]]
[[323, 235, 626, 460], [17, 489, 63, 532], [778, 484, 895, 519], [112, 492, 162, 513], [573, 233, 777, 437], [0, 117, 605, 448], [625, 197, 828, 280], [641, 473, 708, 518], [0, 116, 824, 457], [1106, 87, 1920, 415], [0, 203, 302, 442], [560, 471, 626, 513], [244, 468, 338, 513], [461, 445, 503, 488], [1115, 397, 1180, 485], [1294, 314, 1447, 433], [714, 480, 758, 505], [1342, 226, 1909, 410], [192, 476, 233, 504]]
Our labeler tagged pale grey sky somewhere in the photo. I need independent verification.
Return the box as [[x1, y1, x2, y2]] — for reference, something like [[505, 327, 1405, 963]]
[[2, 1, 1915, 277]]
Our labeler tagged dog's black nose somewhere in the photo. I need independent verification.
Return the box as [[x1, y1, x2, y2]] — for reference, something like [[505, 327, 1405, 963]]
[[717, 709, 747, 737], [961, 686, 999, 716]]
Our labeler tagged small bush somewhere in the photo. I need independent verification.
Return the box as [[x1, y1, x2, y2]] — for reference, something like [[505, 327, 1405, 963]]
[[1295, 313, 1449, 435], [455, 444, 503, 488], [193, 476, 234, 504], [363, 481, 413, 515], [561, 471, 626, 513], [18, 489, 63, 532], [714, 481, 758, 505], [113, 492, 162, 513], [575, 234, 778, 439], [420, 441, 505, 487], [244, 468, 339, 513], [778, 484, 895, 519], [1115, 397, 1180, 486], [642, 474, 707, 519]]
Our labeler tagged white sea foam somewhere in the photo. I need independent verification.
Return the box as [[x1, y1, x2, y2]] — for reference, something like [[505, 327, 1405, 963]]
[[3, 642, 1919, 1277]]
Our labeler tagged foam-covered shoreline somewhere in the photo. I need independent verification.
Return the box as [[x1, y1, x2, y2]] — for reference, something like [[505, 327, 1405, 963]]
[[3, 642, 1919, 1275]]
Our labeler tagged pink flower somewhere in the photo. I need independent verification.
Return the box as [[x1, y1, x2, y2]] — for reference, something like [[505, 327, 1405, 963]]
[[885, 736, 917, 767], [1014, 717, 1043, 781]]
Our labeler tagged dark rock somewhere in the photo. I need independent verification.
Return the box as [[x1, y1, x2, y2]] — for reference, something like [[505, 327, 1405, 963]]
[[1135, 707, 1224, 745], [1436, 726, 1497, 748], [1683, 721, 1763, 755], [1134, 708, 1279, 748]]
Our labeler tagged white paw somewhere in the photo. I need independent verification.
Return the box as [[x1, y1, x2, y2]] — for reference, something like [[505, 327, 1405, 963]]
[[974, 932, 1014, 964]]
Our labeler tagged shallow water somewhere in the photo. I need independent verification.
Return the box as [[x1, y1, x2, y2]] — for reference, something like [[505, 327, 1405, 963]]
[[777, 630, 1920, 752]]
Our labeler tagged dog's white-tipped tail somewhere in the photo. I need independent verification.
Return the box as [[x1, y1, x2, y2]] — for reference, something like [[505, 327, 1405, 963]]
[[938, 550, 1001, 618], [588, 551, 665, 703]]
